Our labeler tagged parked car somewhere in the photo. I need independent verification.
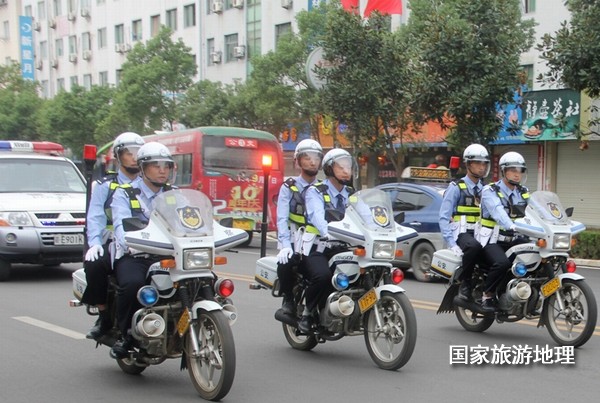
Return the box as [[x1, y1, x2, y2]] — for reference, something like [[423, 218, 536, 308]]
[[0, 141, 87, 281], [376, 181, 448, 282]]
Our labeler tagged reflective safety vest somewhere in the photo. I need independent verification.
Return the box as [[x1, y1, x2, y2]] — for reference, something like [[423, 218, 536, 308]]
[[304, 181, 355, 235], [480, 183, 529, 236], [283, 177, 307, 227], [452, 180, 481, 228], [118, 183, 174, 215], [96, 172, 119, 228]]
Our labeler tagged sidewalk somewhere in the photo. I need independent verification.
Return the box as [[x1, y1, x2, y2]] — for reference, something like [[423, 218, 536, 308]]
[[574, 258, 600, 269]]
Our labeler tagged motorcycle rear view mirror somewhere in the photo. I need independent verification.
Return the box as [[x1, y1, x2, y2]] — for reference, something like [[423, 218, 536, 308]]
[[394, 212, 406, 225], [123, 217, 149, 232], [565, 207, 574, 217]]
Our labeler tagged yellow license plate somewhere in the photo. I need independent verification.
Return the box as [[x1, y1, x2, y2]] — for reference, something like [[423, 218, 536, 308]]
[[233, 219, 254, 231], [177, 308, 191, 337], [541, 277, 561, 297], [358, 288, 378, 313]]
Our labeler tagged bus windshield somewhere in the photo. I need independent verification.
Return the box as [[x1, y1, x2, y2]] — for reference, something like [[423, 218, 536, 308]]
[[202, 135, 281, 171]]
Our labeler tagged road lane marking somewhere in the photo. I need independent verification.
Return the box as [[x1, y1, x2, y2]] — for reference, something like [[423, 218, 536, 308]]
[[12, 316, 86, 340]]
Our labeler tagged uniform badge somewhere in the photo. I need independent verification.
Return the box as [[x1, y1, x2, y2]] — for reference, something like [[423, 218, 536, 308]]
[[177, 206, 203, 229], [547, 202, 563, 219], [371, 206, 390, 227]]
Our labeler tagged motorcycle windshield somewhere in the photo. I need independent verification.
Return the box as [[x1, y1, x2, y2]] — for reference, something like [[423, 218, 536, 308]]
[[152, 189, 215, 237], [527, 191, 571, 225], [349, 188, 396, 231]]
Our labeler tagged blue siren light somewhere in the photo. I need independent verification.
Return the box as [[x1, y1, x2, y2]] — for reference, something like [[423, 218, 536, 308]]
[[512, 262, 528, 277], [137, 286, 159, 307], [332, 272, 350, 290]]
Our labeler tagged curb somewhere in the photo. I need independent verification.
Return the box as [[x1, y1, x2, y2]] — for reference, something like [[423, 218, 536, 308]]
[[573, 258, 600, 269]]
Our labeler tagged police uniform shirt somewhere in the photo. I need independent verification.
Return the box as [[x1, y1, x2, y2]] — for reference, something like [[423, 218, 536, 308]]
[[111, 180, 163, 255], [276, 175, 315, 250], [439, 176, 482, 247], [480, 180, 523, 229], [304, 178, 350, 236], [86, 171, 141, 248]]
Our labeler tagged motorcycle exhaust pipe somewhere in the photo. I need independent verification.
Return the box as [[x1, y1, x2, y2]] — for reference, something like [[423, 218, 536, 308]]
[[134, 313, 166, 338], [328, 295, 355, 318], [507, 281, 532, 303], [221, 304, 238, 326]]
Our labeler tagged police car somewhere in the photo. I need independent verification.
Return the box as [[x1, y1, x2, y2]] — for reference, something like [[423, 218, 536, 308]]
[[0, 141, 87, 281], [376, 166, 450, 282]]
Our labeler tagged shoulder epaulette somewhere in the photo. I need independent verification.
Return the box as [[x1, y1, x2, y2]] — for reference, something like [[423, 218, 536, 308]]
[[284, 177, 296, 188], [95, 172, 118, 185]]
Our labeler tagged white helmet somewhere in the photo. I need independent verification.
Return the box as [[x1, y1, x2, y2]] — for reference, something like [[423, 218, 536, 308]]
[[136, 142, 174, 165], [322, 148, 356, 185], [294, 139, 323, 160], [113, 132, 145, 159], [463, 144, 490, 163], [499, 151, 527, 185]]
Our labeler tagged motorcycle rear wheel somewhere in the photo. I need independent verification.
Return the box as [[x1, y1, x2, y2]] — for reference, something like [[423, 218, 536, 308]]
[[543, 278, 597, 347], [455, 307, 494, 332], [364, 291, 417, 370], [186, 310, 235, 401], [282, 323, 318, 351]]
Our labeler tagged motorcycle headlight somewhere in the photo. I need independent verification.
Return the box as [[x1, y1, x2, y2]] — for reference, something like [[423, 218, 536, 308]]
[[372, 241, 395, 259], [183, 248, 213, 270], [0, 212, 33, 227], [552, 233, 571, 250]]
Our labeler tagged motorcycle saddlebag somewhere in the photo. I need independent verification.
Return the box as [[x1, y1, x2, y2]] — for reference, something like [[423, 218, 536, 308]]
[[254, 256, 278, 289], [72, 268, 87, 301], [430, 249, 462, 280]]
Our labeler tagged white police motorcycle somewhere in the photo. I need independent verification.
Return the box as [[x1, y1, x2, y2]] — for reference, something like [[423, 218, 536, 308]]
[[71, 189, 248, 401], [433, 191, 597, 347], [253, 188, 419, 370]]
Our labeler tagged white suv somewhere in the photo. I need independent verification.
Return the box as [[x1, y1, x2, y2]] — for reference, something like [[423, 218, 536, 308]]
[[0, 141, 87, 281]]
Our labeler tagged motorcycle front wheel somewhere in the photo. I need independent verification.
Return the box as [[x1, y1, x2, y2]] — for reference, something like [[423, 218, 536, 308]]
[[282, 323, 318, 351], [186, 310, 235, 401], [543, 278, 597, 347], [455, 307, 494, 332], [363, 291, 417, 370]]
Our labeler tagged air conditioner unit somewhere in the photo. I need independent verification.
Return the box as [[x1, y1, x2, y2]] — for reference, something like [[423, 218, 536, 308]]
[[69, 53, 78, 63], [82, 50, 92, 60], [35, 60, 43, 70], [115, 43, 124, 53], [51, 59, 58, 68], [0, 0, 7, 6], [232, 0, 244, 9], [67, 12, 76, 21], [281, 0, 293, 9], [122, 43, 131, 52], [212, 1, 223, 13], [80, 8, 90, 18], [33, 21, 41, 31], [233, 45, 246, 59], [49, 18, 57, 28], [211, 51, 222, 64]]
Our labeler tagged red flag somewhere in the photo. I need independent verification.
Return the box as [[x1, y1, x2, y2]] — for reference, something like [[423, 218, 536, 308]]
[[341, 0, 360, 12], [363, 0, 403, 17]]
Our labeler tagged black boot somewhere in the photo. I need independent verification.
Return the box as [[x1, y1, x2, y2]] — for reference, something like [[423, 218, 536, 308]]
[[86, 310, 111, 340], [110, 336, 133, 359], [281, 295, 295, 315], [458, 280, 472, 300]]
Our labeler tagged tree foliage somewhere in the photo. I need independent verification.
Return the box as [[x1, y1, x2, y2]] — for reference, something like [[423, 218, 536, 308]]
[[177, 80, 235, 127]]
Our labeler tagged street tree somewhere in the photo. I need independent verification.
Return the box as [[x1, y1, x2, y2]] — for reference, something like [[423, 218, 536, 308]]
[[178, 80, 234, 128], [405, 0, 535, 149], [0, 63, 44, 140]]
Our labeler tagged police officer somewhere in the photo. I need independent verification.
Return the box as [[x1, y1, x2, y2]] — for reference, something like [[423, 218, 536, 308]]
[[81, 132, 144, 340], [439, 144, 490, 301], [276, 139, 323, 314], [109, 142, 175, 359], [479, 151, 529, 312], [299, 148, 355, 333]]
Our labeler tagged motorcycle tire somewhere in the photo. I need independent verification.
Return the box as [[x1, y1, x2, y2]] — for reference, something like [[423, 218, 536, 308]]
[[455, 306, 494, 332], [282, 323, 318, 351], [543, 278, 598, 348], [186, 309, 236, 401], [363, 291, 417, 371]]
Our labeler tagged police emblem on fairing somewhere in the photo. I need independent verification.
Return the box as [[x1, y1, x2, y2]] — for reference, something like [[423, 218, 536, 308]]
[[371, 206, 390, 227], [177, 206, 203, 229], [547, 202, 563, 219]]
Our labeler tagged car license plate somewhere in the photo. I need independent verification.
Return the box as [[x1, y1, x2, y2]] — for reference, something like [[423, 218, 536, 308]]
[[541, 277, 561, 297], [54, 233, 84, 245], [177, 308, 191, 337], [358, 288, 378, 313], [233, 219, 253, 231]]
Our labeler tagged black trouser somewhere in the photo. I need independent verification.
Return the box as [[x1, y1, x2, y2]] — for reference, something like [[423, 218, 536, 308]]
[[456, 232, 482, 282], [80, 243, 112, 306], [113, 255, 155, 336], [277, 253, 301, 298], [301, 250, 334, 313], [481, 238, 528, 294]]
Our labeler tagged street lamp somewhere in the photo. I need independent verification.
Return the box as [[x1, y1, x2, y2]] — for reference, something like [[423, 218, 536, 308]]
[[260, 154, 272, 258], [82, 144, 97, 252]]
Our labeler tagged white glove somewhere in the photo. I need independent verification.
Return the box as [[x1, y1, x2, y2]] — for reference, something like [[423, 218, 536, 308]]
[[509, 224, 517, 231], [319, 234, 331, 242], [85, 244, 104, 262], [450, 245, 464, 257], [277, 247, 293, 264]]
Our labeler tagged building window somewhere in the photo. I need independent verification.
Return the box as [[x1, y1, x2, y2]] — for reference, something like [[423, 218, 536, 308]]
[[207, 38, 215, 66], [40, 41, 48, 59], [67, 0, 76, 14], [115, 24, 124, 44], [68, 35, 77, 54], [247, 0, 261, 64], [225, 33, 239, 63], [70, 75, 78, 87], [41, 80, 49, 98], [99, 71, 108, 86], [116, 69, 123, 85], [166, 8, 178, 30], [151, 14, 160, 37], [132, 19, 142, 42], [52, 0, 62, 17], [275, 23, 291, 48], [519, 64, 534, 91], [184, 4, 196, 28], [96, 0, 106, 5], [37, 2, 46, 20], [25, 5, 33, 16], [83, 74, 92, 90], [98, 28, 107, 49], [523, 0, 536, 13], [55, 38, 63, 56], [57, 78, 65, 92], [82, 32, 91, 52], [2, 21, 9, 40]]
